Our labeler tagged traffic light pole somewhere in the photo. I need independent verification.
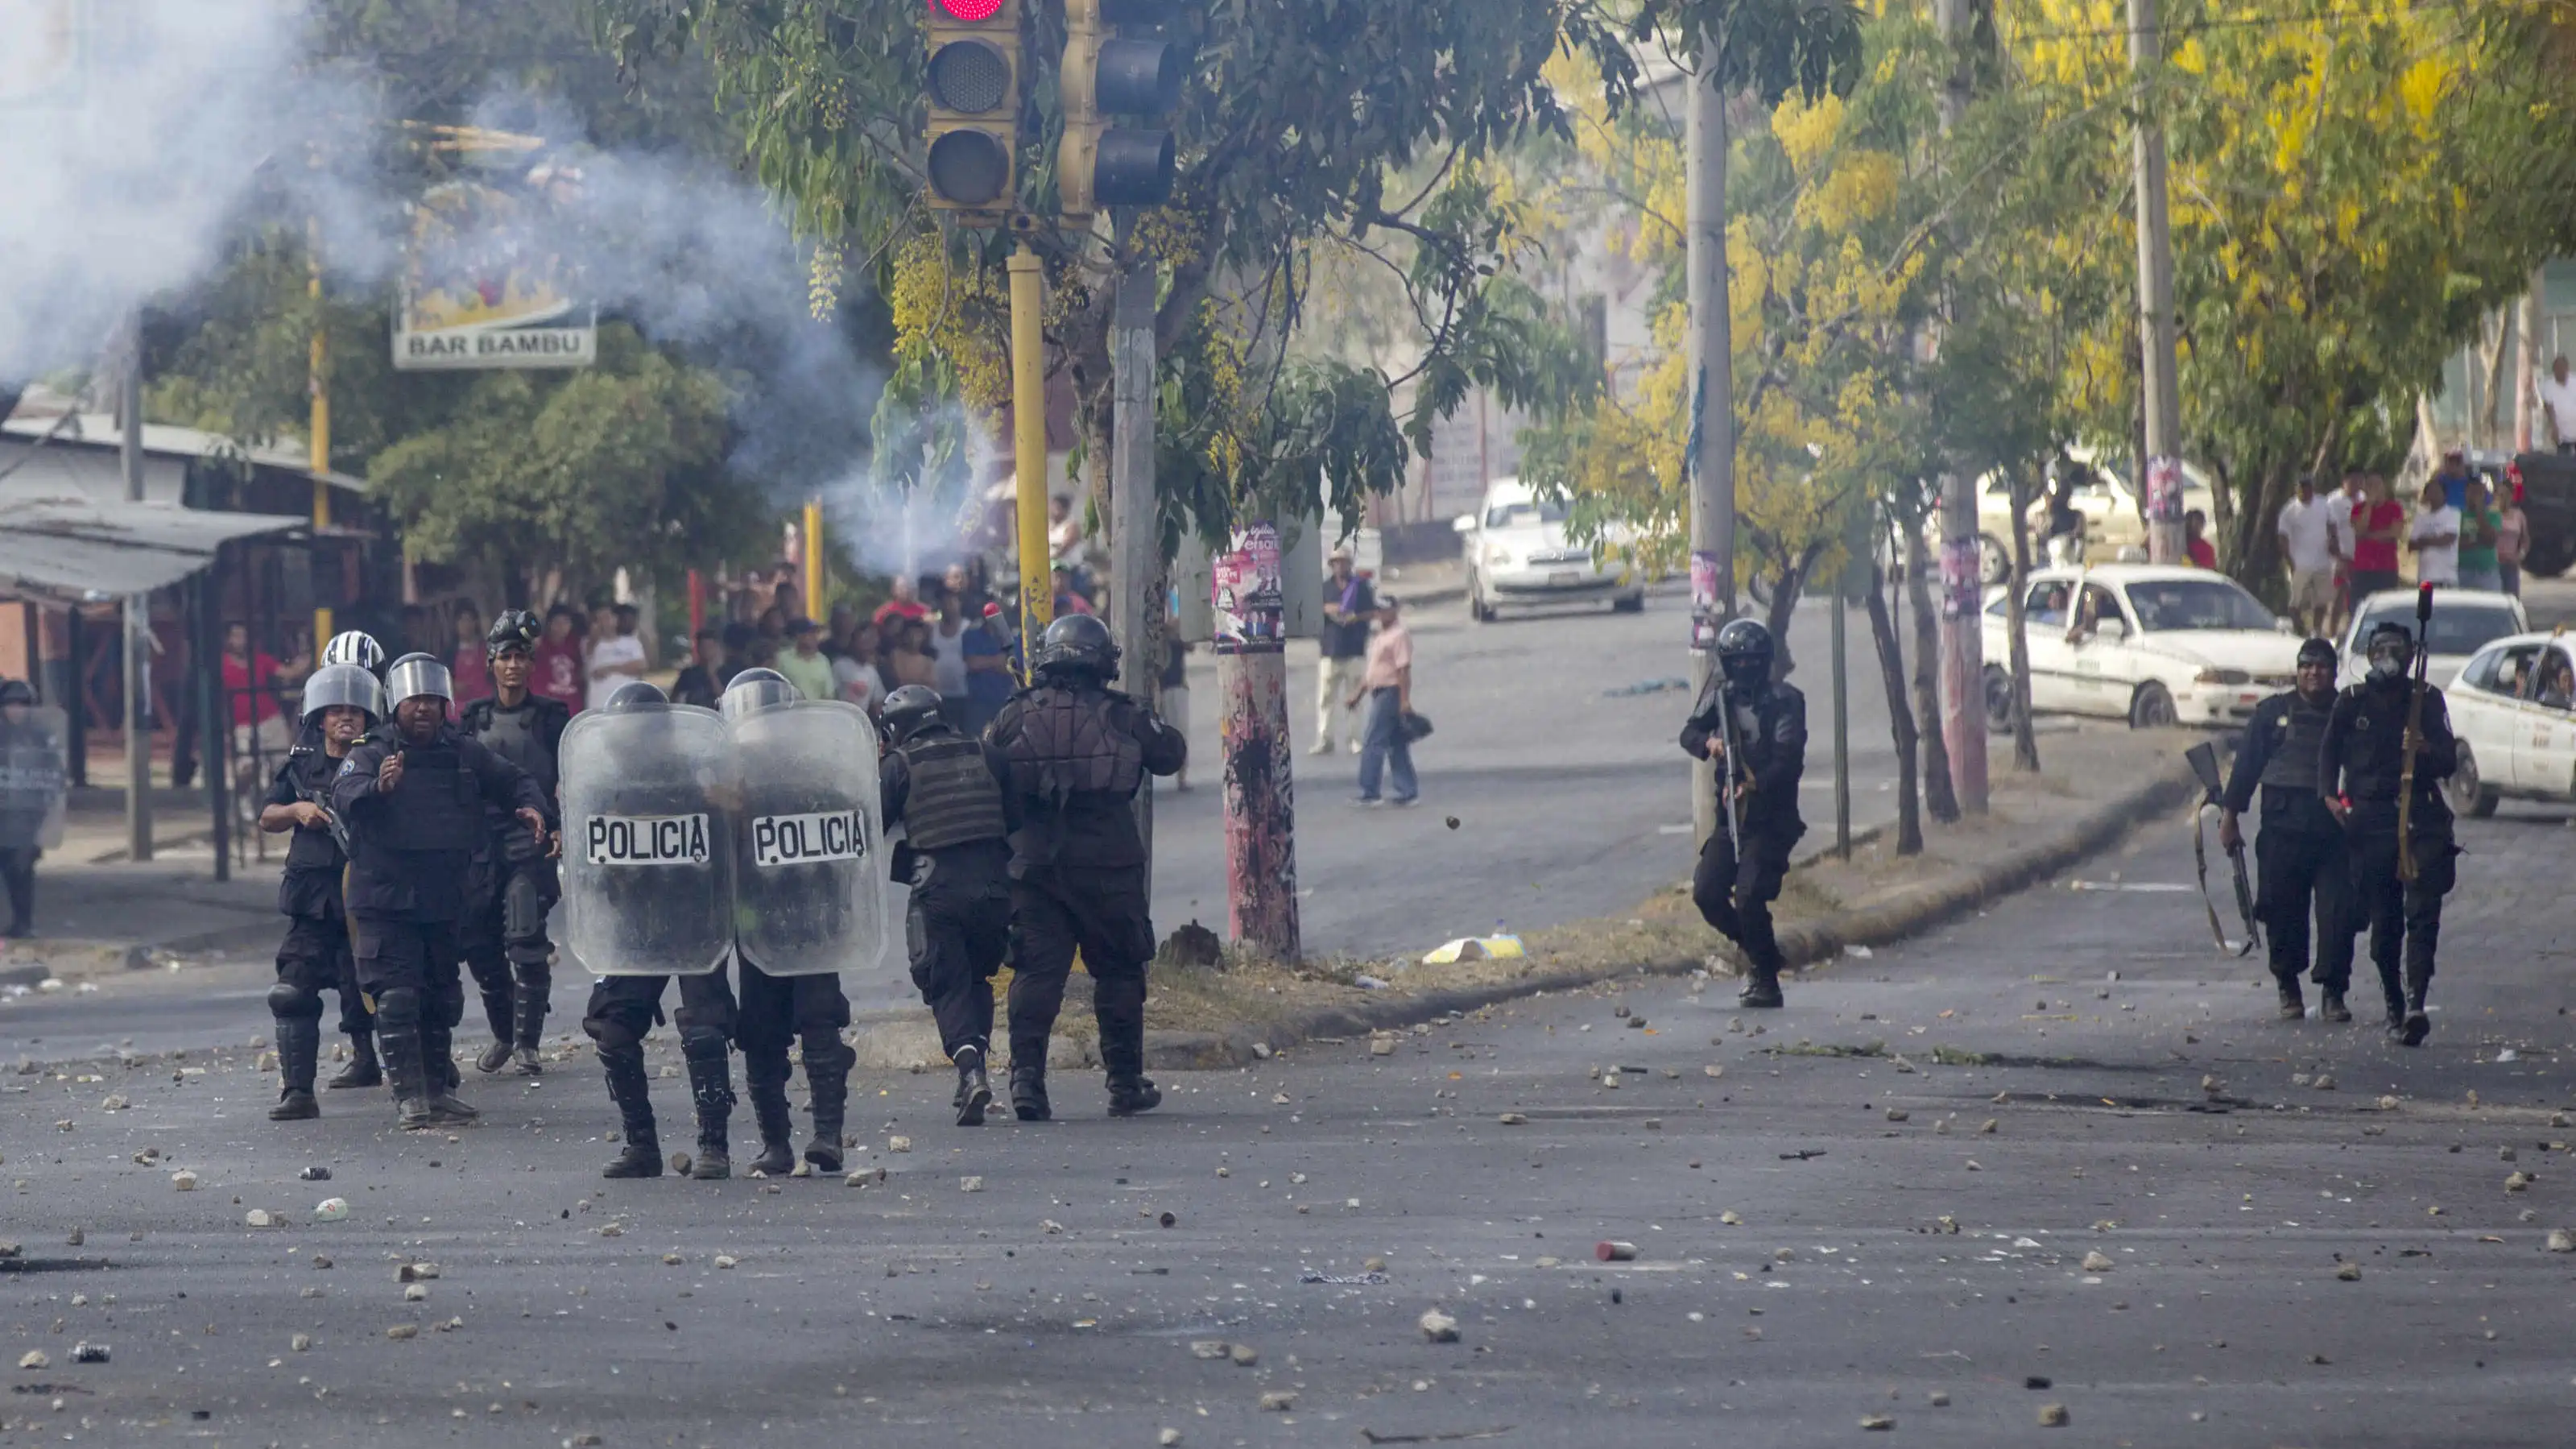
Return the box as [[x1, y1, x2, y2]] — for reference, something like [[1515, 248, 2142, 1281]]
[[1009, 242, 1052, 646], [1110, 217, 1160, 873]]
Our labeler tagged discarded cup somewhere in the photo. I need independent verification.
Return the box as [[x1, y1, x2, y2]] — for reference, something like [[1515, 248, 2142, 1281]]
[[312, 1198, 349, 1223], [1595, 1240, 1639, 1262]]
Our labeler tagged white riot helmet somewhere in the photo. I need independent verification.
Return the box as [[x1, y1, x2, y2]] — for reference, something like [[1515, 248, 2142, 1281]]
[[383, 652, 455, 709], [320, 631, 386, 675], [300, 663, 386, 727]]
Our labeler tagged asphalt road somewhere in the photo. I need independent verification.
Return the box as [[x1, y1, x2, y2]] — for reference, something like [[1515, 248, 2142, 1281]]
[[1150, 586, 1900, 959], [6, 795, 2571, 1447]]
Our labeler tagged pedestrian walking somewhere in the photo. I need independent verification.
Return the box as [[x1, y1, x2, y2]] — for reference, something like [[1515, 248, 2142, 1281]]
[[1350, 597, 1417, 807], [457, 611, 569, 1078], [2325, 471, 2364, 632], [2497, 481, 2529, 597], [986, 615, 1186, 1120], [1313, 547, 1376, 756], [2219, 638, 2354, 1023], [332, 655, 552, 1129], [1681, 619, 1808, 1009], [880, 685, 1016, 1126], [2276, 475, 2338, 634], [2456, 475, 2504, 593], [2408, 478, 2460, 587], [2322, 620, 2460, 1045]]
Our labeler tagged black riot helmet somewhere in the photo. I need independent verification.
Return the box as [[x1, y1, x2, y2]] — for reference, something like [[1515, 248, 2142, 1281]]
[[2364, 621, 2415, 682], [1714, 618, 1776, 689], [486, 608, 542, 660], [2295, 637, 2338, 673], [607, 681, 670, 712], [1032, 613, 1118, 684], [882, 685, 946, 744], [718, 667, 800, 722]]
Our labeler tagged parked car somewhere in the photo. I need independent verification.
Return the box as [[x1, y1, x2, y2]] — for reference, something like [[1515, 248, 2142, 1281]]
[[1972, 449, 2218, 584], [2438, 631, 2576, 817], [1455, 478, 1644, 621], [2335, 588, 2526, 690], [2496, 450, 2576, 578], [1979, 564, 2301, 730]]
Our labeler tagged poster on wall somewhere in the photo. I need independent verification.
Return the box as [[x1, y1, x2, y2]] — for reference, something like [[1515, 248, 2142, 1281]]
[[1213, 523, 1284, 655], [394, 171, 596, 371]]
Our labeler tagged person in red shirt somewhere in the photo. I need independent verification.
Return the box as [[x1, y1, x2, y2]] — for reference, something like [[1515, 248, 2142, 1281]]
[[528, 606, 588, 713], [448, 607, 493, 705], [872, 574, 930, 631], [2183, 509, 2218, 569], [2347, 472, 2406, 598]]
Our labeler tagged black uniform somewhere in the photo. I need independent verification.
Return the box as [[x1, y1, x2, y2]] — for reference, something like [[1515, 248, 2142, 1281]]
[[333, 726, 549, 1113], [883, 727, 1019, 1065], [263, 746, 370, 1103], [1681, 676, 1809, 983], [2221, 688, 2354, 997], [2319, 675, 2459, 1036], [986, 681, 1185, 1114], [458, 693, 569, 1062], [0, 710, 63, 938], [729, 760, 866, 1176]]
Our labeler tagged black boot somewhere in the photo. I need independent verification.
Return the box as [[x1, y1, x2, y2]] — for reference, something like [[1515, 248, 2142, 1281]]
[[597, 1042, 663, 1179], [2400, 962, 2433, 1047], [1738, 966, 1784, 1009], [2276, 978, 2306, 1021], [378, 1019, 435, 1132], [2319, 989, 2352, 1024], [1106, 1072, 1162, 1116], [953, 1045, 993, 1128], [1095, 995, 1160, 1117], [804, 1039, 851, 1171], [684, 1049, 734, 1180], [511, 980, 548, 1075], [326, 1031, 381, 1090], [745, 1074, 796, 1177], [474, 986, 514, 1073], [1011, 1063, 1052, 1123], [268, 1018, 321, 1121], [421, 1019, 479, 1123]]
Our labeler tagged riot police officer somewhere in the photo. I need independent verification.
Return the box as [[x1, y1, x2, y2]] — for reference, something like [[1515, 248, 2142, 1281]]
[[0, 679, 64, 939], [258, 664, 382, 1120], [881, 684, 1018, 1126], [1681, 619, 1809, 1008], [2220, 638, 2355, 1022], [458, 611, 569, 1075], [573, 681, 745, 1179], [986, 615, 1186, 1120], [333, 654, 552, 1128], [2322, 620, 2459, 1045], [722, 668, 862, 1176], [321, 631, 387, 676]]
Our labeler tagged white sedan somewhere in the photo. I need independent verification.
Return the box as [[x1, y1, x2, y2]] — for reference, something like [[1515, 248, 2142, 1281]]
[[2335, 588, 2526, 690], [1456, 477, 1644, 621], [2436, 631, 2576, 817], [1979, 565, 2301, 729]]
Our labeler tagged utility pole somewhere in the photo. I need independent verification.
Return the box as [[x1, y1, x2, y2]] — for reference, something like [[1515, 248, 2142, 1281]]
[[1214, 524, 1296, 961], [1109, 214, 1159, 872], [1933, 0, 1988, 816], [119, 313, 151, 863], [308, 219, 334, 652], [1008, 240, 1053, 649], [2128, 0, 2185, 565], [1684, 31, 1736, 847], [2515, 271, 2541, 453]]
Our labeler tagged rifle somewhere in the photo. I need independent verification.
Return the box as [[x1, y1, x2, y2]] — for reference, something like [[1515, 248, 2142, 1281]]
[[2396, 582, 2433, 883], [1710, 677, 1746, 856], [2183, 741, 2257, 956]]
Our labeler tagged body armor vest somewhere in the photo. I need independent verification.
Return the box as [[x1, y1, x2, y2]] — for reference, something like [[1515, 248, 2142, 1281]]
[[378, 739, 483, 855], [281, 749, 347, 875], [467, 699, 559, 797], [900, 735, 1008, 851], [2259, 694, 2332, 793], [1005, 688, 1143, 803]]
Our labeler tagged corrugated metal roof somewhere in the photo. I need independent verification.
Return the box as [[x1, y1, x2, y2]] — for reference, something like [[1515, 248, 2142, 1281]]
[[0, 495, 304, 602], [0, 405, 370, 494]]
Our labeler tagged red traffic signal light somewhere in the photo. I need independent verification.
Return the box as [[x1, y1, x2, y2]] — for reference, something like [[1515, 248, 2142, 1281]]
[[924, 0, 1020, 217], [932, 0, 1006, 20]]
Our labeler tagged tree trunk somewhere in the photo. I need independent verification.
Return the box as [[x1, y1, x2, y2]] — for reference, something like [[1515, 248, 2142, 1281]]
[[2003, 466, 2041, 772], [2482, 307, 2512, 449], [1904, 525, 1959, 823], [2516, 271, 2542, 452], [1760, 547, 1819, 681], [1863, 562, 1922, 856]]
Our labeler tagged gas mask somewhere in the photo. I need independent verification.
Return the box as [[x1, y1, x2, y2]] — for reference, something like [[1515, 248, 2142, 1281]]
[[2367, 640, 2411, 681]]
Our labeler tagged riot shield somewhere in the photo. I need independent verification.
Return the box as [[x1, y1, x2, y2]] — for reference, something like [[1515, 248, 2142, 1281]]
[[0, 707, 68, 851], [556, 703, 736, 977], [729, 699, 895, 980]]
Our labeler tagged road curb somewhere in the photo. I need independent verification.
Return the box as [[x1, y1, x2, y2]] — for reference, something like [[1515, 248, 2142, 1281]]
[[1140, 755, 2202, 1070]]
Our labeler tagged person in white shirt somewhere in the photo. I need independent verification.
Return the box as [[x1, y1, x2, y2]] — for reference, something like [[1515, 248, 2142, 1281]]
[[2276, 474, 2338, 634], [2407, 478, 2461, 587], [2539, 355, 2576, 451], [2323, 470, 2363, 631], [585, 604, 648, 713]]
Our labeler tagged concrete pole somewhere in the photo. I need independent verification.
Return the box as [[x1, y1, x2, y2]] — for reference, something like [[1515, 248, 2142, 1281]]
[[119, 316, 151, 862], [1218, 631, 1297, 963], [308, 219, 334, 651], [2128, 0, 2185, 565], [1933, 0, 1988, 816], [1684, 34, 1735, 847], [1008, 242, 1053, 644], [2515, 271, 2541, 452], [1830, 569, 1850, 860], [1110, 219, 1159, 873]]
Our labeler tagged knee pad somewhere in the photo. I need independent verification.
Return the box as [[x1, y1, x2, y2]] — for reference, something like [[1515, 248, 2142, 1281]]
[[585, 1014, 643, 1052], [801, 1029, 855, 1074], [267, 981, 325, 1022], [374, 986, 423, 1031], [678, 1024, 731, 1063]]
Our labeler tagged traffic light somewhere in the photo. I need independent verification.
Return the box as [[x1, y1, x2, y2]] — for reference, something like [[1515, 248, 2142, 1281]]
[[1058, 0, 1183, 221], [924, 0, 1022, 217]]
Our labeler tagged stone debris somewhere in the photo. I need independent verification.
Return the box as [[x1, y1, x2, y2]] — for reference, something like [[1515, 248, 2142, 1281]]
[[1418, 1309, 1462, 1343], [312, 1199, 349, 1223], [386, 1324, 419, 1340], [961, 1177, 985, 1193], [2312, 1074, 2335, 1091], [69, 1343, 106, 1364], [17, 1351, 48, 1370], [2507, 1172, 2533, 1192], [1859, 1414, 1894, 1431], [1259, 1391, 1296, 1412], [1498, 1113, 1528, 1125], [2336, 1263, 2362, 1281], [245, 1209, 279, 1228], [291, 1334, 312, 1352], [1189, 1340, 1229, 1360], [171, 1170, 198, 1191], [714, 1255, 738, 1269], [2038, 1404, 2069, 1427], [1228, 1344, 1259, 1367], [1704, 1064, 1724, 1078], [1979, 1119, 1999, 1134], [1041, 1219, 1065, 1235], [399, 1262, 441, 1281], [99, 1095, 128, 1112], [2378, 1095, 2400, 1112], [404, 1284, 428, 1302], [1370, 1035, 1398, 1057], [1596, 1241, 1639, 1262], [2545, 1229, 2575, 1253], [1885, 1108, 1909, 1123], [1928, 1391, 1950, 1407], [2080, 1251, 2115, 1273], [888, 1136, 913, 1153], [1160, 1430, 1184, 1447], [846, 1166, 888, 1187], [1720, 1211, 1743, 1226], [299, 1165, 331, 1182], [661, 1254, 684, 1266]]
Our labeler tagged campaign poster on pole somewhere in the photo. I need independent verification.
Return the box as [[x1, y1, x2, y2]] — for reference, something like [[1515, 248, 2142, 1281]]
[[1212, 523, 1284, 655]]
